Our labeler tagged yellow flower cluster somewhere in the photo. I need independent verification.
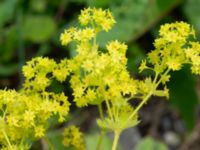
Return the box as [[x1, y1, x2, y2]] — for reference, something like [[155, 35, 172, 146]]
[[1, 7, 200, 150], [0, 89, 70, 148], [148, 22, 194, 72], [185, 42, 200, 74], [63, 126, 86, 150], [23, 57, 71, 90], [79, 7, 116, 31], [68, 39, 137, 107], [0, 57, 71, 149], [147, 21, 200, 73], [138, 21, 200, 99], [60, 8, 137, 108], [60, 7, 138, 133], [60, 8, 115, 47]]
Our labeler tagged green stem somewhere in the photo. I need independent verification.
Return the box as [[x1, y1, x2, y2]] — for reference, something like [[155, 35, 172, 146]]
[[96, 103, 105, 150], [19, 135, 25, 150], [2, 129, 13, 150], [105, 99, 114, 121], [98, 103, 104, 119], [153, 72, 159, 84], [155, 68, 171, 87], [128, 92, 152, 120], [111, 131, 121, 150], [125, 68, 171, 125]]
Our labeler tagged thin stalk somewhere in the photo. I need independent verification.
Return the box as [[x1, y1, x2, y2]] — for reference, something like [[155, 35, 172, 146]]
[[105, 99, 114, 121], [111, 131, 121, 150], [128, 92, 152, 120], [2, 129, 13, 150], [153, 72, 159, 84], [98, 103, 104, 119], [125, 68, 171, 126], [96, 103, 105, 150], [19, 135, 25, 150], [155, 68, 170, 87]]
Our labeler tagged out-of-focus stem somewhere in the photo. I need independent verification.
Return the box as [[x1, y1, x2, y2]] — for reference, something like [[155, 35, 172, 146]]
[[111, 131, 121, 150], [2, 129, 13, 150]]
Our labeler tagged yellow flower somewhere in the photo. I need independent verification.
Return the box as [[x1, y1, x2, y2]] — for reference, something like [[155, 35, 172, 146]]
[[166, 58, 182, 71], [93, 8, 115, 32], [73, 86, 85, 98], [23, 110, 35, 125], [139, 60, 147, 73], [7, 115, 20, 127], [22, 65, 35, 79], [63, 126, 86, 150], [34, 125, 45, 138], [106, 40, 127, 54], [74, 28, 95, 41], [60, 27, 76, 46], [79, 8, 91, 25]]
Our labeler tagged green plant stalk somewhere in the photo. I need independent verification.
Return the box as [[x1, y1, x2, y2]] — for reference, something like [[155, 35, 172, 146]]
[[105, 99, 114, 121], [98, 103, 104, 119], [2, 129, 13, 150], [96, 103, 105, 150], [127, 68, 171, 123], [117, 68, 171, 149], [19, 135, 25, 150], [112, 131, 121, 150]]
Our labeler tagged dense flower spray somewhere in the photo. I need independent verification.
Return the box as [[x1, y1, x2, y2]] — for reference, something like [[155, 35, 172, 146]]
[[60, 8, 200, 150], [0, 57, 71, 149], [0, 7, 200, 150]]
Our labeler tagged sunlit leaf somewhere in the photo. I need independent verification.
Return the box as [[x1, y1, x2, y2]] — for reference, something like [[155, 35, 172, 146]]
[[135, 136, 168, 150], [85, 134, 114, 150], [0, 0, 17, 29], [95, 0, 182, 47], [0, 64, 19, 76], [22, 15, 56, 43]]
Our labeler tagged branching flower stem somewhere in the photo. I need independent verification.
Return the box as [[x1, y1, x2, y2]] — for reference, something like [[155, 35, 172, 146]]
[[111, 68, 171, 150]]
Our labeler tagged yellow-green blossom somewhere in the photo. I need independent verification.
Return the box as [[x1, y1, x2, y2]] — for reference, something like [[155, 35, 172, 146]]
[[63, 126, 86, 150]]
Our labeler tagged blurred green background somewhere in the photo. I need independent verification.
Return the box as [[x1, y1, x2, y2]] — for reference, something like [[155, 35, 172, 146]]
[[0, 0, 200, 149]]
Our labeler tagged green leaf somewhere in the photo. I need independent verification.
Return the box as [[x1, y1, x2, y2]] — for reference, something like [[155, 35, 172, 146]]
[[168, 65, 198, 130], [86, 0, 109, 7], [85, 134, 113, 150], [0, 0, 17, 29], [156, 0, 177, 11], [183, 0, 200, 39], [0, 25, 18, 62], [135, 137, 168, 150], [29, 0, 47, 13], [22, 15, 56, 43], [0, 63, 19, 76], [95, 0, 182, 47]]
